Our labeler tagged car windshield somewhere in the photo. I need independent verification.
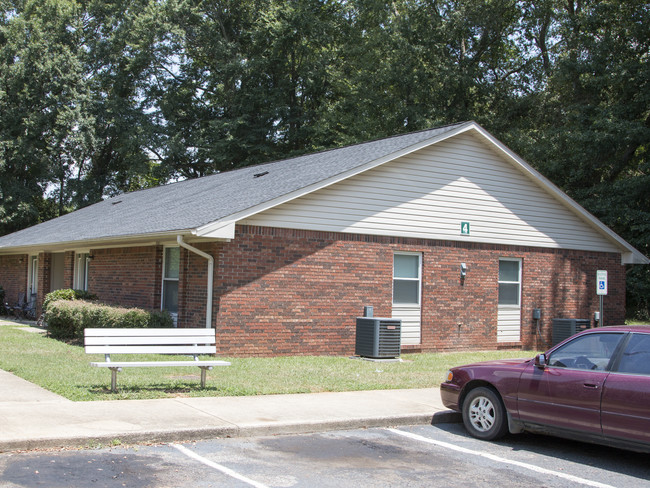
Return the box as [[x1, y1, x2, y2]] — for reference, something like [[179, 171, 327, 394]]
[[548, 333, 624, 370]]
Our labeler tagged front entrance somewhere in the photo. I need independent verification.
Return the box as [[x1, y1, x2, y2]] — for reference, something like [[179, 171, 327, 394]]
[[497, 258, 521, 342], [50, 252, 65, 292], [392, 252, 422, 345]]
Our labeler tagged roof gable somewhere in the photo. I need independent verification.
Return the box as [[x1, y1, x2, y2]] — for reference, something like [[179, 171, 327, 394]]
[[0, 123, 465, 249], [0, 122, 646, 264], [243, 131, 623, 255]]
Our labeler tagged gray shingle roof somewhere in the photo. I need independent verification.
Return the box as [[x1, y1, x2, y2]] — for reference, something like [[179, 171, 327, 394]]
[[0, 123, 467, 249]]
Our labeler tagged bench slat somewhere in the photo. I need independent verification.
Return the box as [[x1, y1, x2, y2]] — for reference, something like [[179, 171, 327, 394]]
[[90, 361, 231, 368], [85, 336, 216, 346], [84, 328, 215, 337], [85, 345, 217, 355]]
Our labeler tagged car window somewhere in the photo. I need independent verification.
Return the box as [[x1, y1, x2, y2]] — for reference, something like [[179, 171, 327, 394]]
[[616, 333, 650, 375], [548, 333, 624, 370]]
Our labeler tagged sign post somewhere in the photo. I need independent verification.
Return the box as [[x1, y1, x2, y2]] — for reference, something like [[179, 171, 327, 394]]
[[596, 270, 608, 327]]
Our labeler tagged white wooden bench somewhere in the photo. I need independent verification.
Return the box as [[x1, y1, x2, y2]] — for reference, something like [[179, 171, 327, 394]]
[[84, 328, 230, 392]]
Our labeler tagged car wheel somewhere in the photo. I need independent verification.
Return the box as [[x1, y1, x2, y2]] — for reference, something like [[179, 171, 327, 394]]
[[462, 386, 508, 441]]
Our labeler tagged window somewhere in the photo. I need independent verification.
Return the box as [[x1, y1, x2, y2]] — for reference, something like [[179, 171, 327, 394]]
[[617, 334, 650, 375], [75, 253, 90, 291], [393, 253, 421, 305], [548, 333, 623, 371], [162, 247, 180, 314], [498, 259, 521, 306]]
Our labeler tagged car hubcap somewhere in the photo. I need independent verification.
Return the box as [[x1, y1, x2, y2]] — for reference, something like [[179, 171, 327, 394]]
[[469, 396, 495, 432]]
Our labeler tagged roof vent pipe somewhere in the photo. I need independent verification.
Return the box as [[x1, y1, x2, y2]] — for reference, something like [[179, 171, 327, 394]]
[[177, 235, 214, 328]]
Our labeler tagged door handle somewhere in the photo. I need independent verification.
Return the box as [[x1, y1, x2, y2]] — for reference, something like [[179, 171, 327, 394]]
[[583, 383, 599, 389]]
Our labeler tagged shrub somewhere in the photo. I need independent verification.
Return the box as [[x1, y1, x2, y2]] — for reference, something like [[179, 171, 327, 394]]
[[45, 300, 174, 340], [42, 289, 99, 313]]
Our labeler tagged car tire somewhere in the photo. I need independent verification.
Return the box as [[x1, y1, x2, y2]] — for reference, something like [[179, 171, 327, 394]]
[[462, 386, 509, 441]]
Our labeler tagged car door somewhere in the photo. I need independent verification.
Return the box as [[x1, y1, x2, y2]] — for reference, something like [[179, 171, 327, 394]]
[[601, 332, 650, 444], [517, 332, 624, 434]]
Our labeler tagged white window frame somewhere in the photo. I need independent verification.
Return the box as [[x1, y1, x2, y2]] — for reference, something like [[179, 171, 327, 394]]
[[74, 252, 90, 291], [392, 252, 423, 346], [161, 246, 180, 320], [498, 258, 522, 308], [393, 252, 422, 306], [28, 255, 38, 297]]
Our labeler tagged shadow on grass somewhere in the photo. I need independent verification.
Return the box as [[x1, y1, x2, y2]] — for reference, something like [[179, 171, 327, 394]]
[[86, 383, 232, 395]]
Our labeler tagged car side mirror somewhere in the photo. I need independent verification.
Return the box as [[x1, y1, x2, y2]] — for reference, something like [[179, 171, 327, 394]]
[[535, 353, 547, 369]]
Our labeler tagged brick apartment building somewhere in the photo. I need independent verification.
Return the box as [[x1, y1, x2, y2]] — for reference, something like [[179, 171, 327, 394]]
[[0, 122, 647, 356]]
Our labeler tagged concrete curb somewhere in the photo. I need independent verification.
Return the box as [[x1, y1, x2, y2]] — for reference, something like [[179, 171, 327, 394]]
[[0, 349, 462, 453], [0, 411, 461, 452]]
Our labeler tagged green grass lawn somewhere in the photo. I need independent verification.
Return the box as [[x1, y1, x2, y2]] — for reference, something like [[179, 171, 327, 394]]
[[0, 320, 537, 401]]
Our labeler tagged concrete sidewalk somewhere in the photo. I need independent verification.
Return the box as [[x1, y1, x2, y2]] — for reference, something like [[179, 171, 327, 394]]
[[0, 368, 460, 453]]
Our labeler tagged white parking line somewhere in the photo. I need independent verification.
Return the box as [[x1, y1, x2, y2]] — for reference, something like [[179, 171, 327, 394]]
[[171, 443, 270, 488], [388, 429, 616, 488]]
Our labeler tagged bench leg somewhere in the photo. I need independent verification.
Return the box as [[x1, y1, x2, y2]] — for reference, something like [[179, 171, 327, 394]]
[[199, 366, 213, 388], [109, 367, 122, 392]]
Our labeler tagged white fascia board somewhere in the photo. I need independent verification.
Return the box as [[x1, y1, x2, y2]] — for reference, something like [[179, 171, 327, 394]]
[[471, 124, 649, 265], [195, 122, 476, 238], [0, 230, 196, 256]]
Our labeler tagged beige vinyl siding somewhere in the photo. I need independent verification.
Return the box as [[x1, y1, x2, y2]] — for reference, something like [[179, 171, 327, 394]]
[[497, 309, 522, 343], [392, 306, 421, 345], [242, 132, 620, 253]]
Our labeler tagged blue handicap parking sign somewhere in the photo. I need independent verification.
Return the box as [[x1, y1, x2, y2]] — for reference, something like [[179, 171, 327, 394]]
[[596, 270, 608, 295]]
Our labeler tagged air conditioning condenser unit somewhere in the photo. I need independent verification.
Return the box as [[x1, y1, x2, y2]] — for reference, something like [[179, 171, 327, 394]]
[[355, 317, 401, 359]]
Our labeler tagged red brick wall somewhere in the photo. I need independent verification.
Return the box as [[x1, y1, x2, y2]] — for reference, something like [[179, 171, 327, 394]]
[[416, 243, 625, 353], [214, 227, 394, 356], [0, 227, 627, 357], [521, 250, 624, 347], [178, 242, 219, 328], [0, 254, 28, 306], [2, 251, 86, 315], [212, 226, 626, 356], [88, 246, 161, 310], [64, 251, 75, 289]]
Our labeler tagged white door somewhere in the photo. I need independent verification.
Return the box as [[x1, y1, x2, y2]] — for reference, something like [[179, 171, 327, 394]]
[[392, 253, 422, 345], [497, 258, 521, 342]]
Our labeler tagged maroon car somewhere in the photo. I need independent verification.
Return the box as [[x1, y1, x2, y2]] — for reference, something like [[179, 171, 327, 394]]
[[441, 325, 650, 452]]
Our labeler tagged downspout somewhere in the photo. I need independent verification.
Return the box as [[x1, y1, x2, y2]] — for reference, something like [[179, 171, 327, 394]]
[[177, 235, 213, 328]]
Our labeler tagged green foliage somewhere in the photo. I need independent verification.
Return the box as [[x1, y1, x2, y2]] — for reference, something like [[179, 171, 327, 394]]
[[0, 0, 90, 233], [44, 300, 173, 340], [0, 324, 535, 400], [42, 288, 98, 313], [0, 0, 648, 316]]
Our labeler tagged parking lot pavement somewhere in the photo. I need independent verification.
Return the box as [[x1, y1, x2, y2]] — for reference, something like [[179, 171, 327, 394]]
[[2, 425, 649, 488]]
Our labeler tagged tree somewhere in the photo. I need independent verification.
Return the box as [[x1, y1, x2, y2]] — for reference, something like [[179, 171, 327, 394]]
[[0, 0, 90, 233], [66, 0, 169, 206], [0, 0, 167, 229], [0, 0, 647, 316], [501, 0, 650, 317], [155, 0, 352, 179]]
